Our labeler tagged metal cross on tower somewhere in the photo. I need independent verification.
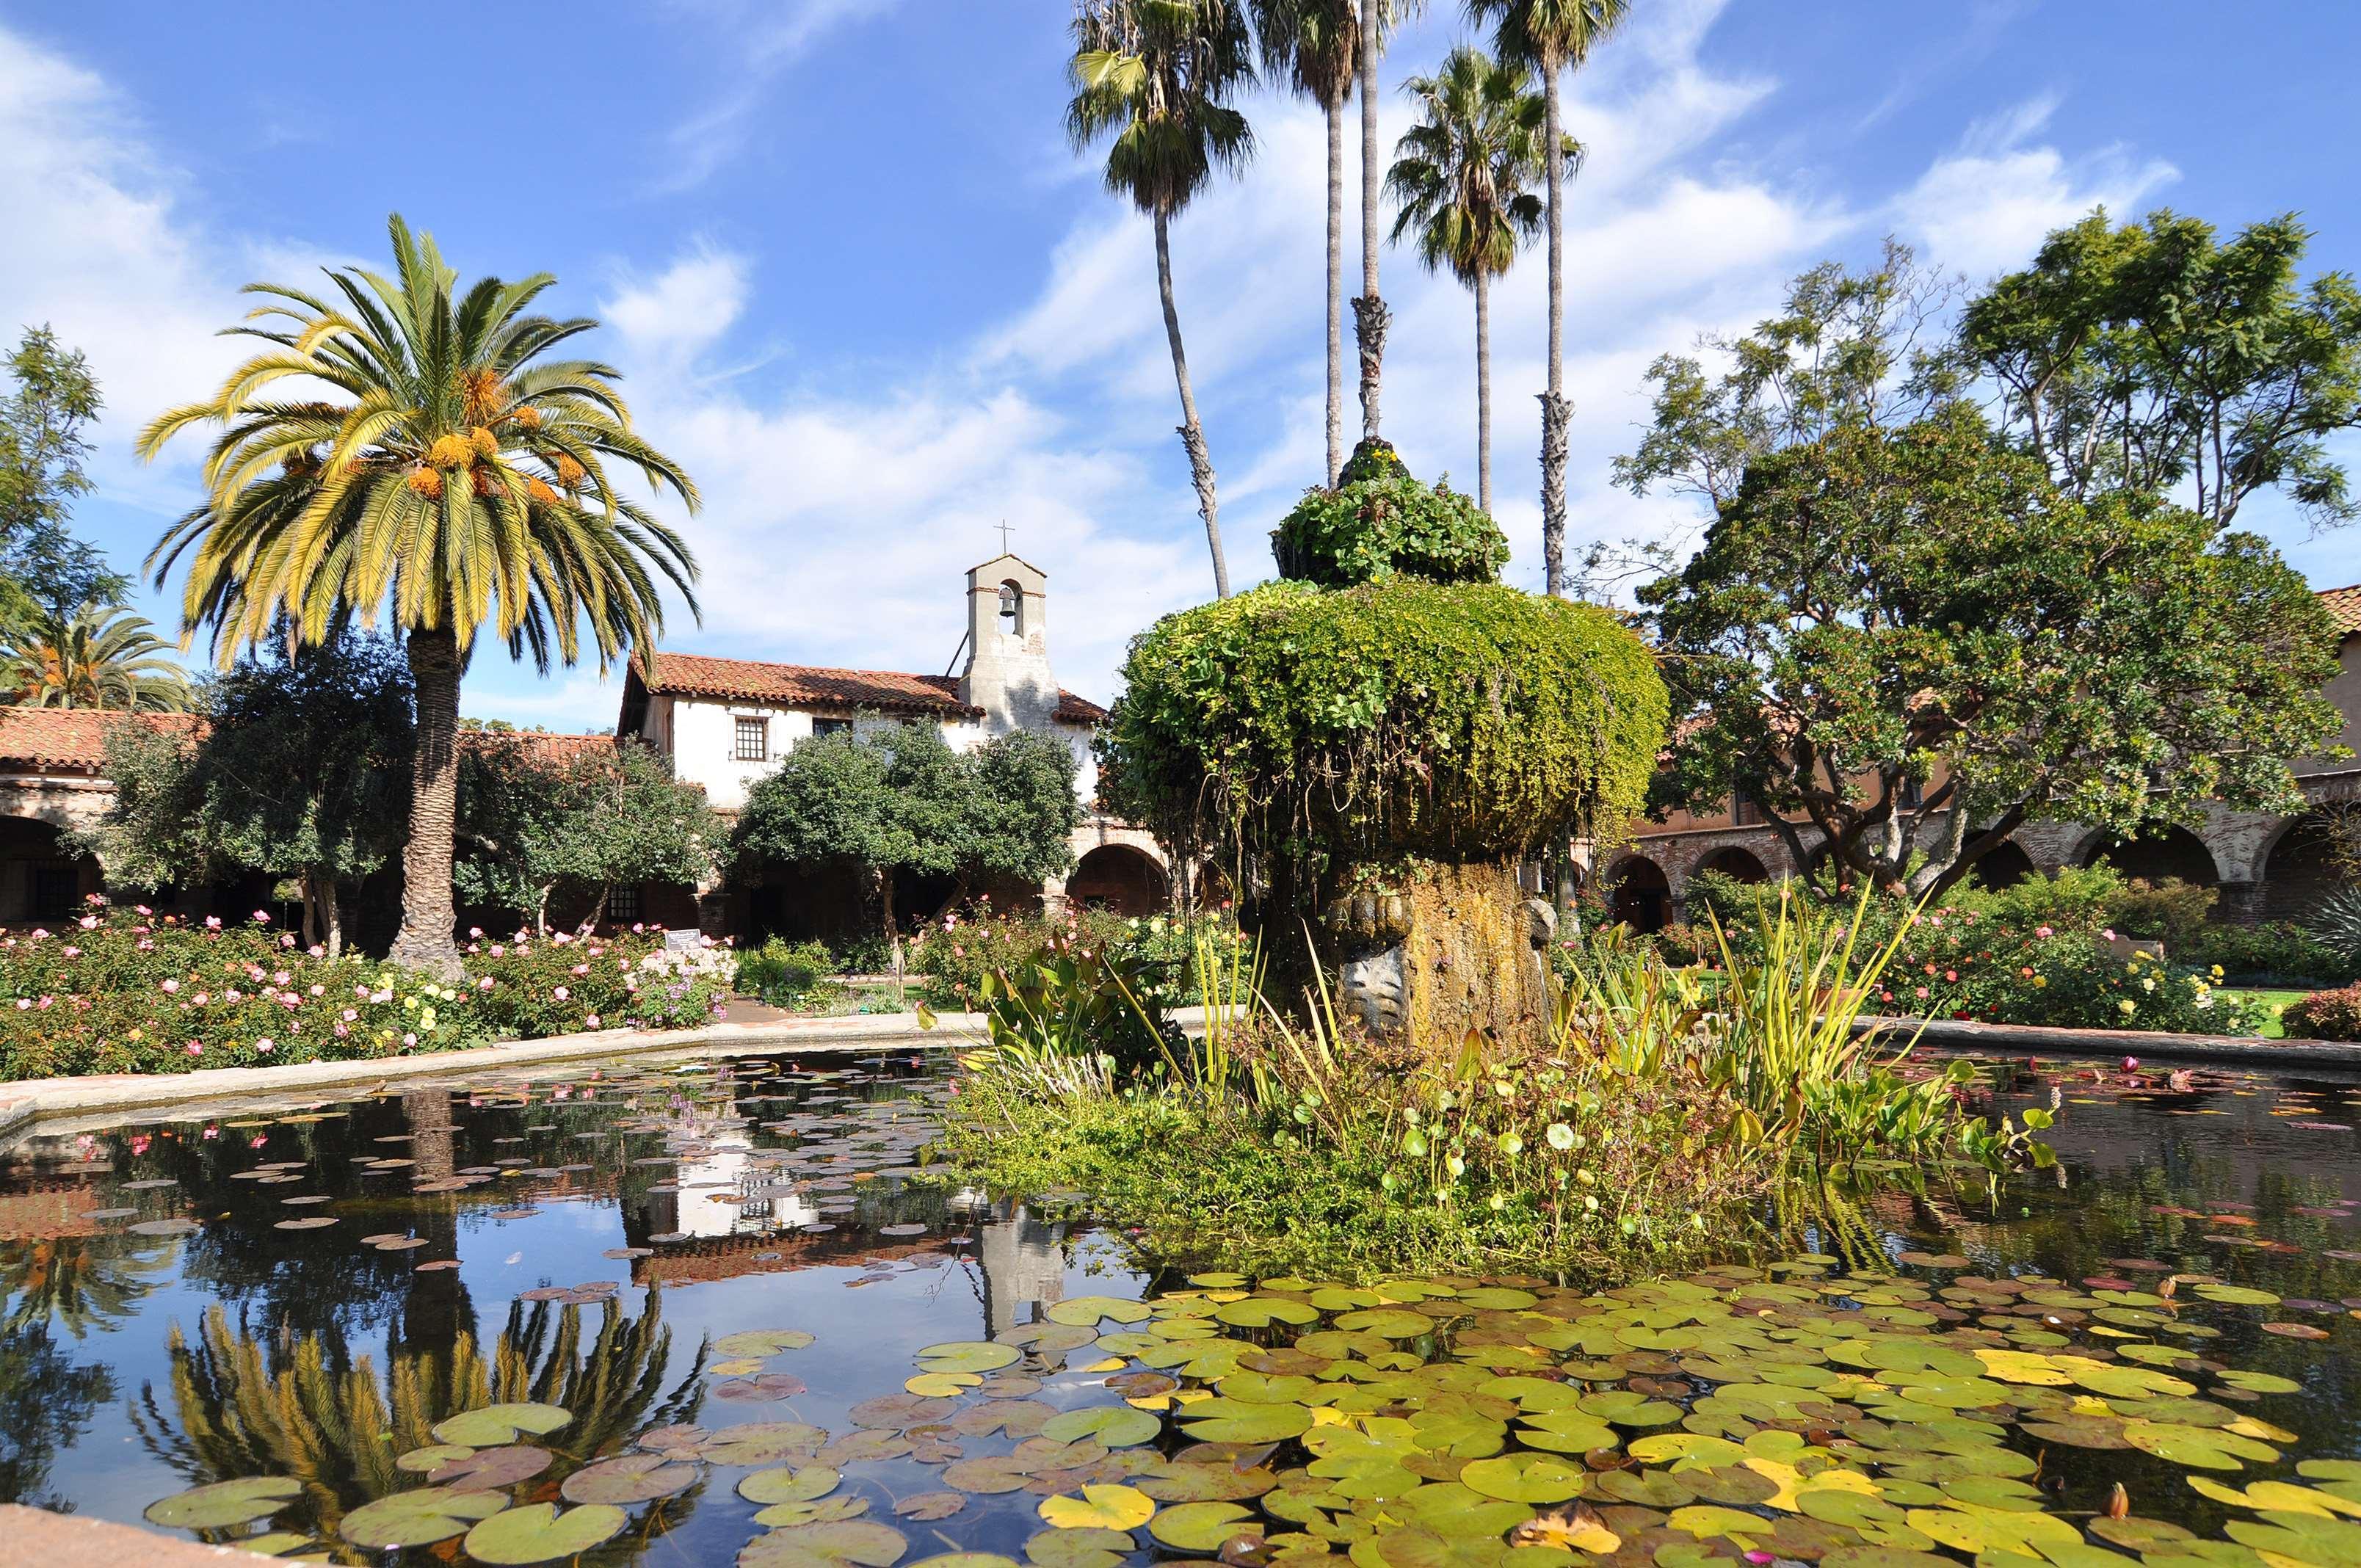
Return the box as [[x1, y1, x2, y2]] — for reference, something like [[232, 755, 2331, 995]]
[[995, 520, 1014, 553]]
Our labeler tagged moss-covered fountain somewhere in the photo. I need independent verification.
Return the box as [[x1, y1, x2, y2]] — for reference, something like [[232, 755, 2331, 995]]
[[1100, 440, 1666, 1050]]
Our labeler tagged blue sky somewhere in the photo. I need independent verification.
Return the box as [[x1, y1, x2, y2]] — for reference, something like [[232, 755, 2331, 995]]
[[3, 0, 2355, 729]]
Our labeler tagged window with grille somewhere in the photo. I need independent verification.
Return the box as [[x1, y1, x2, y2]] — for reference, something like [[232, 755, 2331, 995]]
[[733, 716, 769, 762], [605, 885, 641, 923]]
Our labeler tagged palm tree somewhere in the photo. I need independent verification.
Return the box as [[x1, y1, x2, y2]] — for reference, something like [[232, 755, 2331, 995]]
[[1247, 0, 1357, 486], [138, 215, 700, 978], [1069, 0, 1257, 600], [1387, 46, 1564, 515], [1467, 0, 1628, 595], [1354, 1, 1426, 443], [0, 601, 192, 711]]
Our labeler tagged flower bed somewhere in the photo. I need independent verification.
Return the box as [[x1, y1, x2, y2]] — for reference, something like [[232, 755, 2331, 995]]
[[0, 901, 730, 1081]]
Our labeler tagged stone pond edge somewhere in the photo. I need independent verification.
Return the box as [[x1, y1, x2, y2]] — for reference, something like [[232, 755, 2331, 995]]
[[1857, 1013, 2361, 1067]]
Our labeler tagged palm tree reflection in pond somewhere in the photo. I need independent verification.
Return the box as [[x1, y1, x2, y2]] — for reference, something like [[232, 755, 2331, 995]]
[[133, 1287, 705, 1547], [1, 1232, 175, 1339]]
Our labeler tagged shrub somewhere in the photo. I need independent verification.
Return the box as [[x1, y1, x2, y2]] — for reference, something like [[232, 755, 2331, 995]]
[[736, 937, 839, 1008], [2177, 921, 2357, 986], [907, 904, 1233, 1012], [2285, 984, 2361, 1042], [0, 901, 729, 1081], [2311, 886, 2361, 968], [2104, 876, 2218, 942], [1270, 471, 1508, 588]]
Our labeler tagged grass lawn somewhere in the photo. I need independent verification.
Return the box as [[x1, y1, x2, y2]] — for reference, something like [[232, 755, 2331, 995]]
[[2222, 987, 2314, 1038]]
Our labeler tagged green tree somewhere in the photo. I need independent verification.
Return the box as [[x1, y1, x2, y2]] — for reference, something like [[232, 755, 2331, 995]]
[[0, 326, 125, 621], [1247, 0, 1359, 484], [1960, 208, 2361, 529], [0, 601, 189, 711], [1387, 45, 1559, 515], [1466, 0, 1630, 596], [80, 628, 413, 954], [457, 736, 727, 933], [137, 214, 700, 979], [1068, 0, 1257, 600], [1638, 407, 2346, 898], [733, 722, 1080, 946]]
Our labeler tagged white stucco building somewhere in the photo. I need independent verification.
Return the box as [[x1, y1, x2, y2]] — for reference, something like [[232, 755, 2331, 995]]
[[615, 552, 1170, 940]]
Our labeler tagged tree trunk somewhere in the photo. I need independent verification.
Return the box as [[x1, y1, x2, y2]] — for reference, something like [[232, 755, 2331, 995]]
[[534, 884, 551, 937], [1326, 860, 1556, 1056], [1353, 0, 1385, 441], [1539, 68, 1572, 598], [1476, 269, 1493, 516], [324, 882, 343, 961], [299, 871, 319, 952], [389, 626, 464, 979], [874, 865, 900, 949], [1326, 88, 1347, 487], [1155, 208, 1230, 600]]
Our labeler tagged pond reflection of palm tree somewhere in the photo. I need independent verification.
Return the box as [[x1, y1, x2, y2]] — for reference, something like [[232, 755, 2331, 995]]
[[0, 1326, 115, 1509], [134, 1287, 705, 1547], [1, 1233, 175, 1338]]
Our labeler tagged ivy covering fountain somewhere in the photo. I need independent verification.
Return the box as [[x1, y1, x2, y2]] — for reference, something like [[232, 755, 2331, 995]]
[[1100, 440, 1666, 1050]]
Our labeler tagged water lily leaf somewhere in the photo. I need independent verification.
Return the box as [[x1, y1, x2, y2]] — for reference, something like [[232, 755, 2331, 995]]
[[1047, 1296, 1153, 1327], [429, 1443, 551, 1489], [1973, 1350, 2075, 1386], [341, 1486, 507, 1549], [1216, 1296, 1321, 1329], [741, 1465, 844, 1505], [904, 1556, 1017, 1568], [1040, 1407, 1161, 1448], [463, 1502, 628, 1564], [1332, 1309, 1434, 1339], [2193, 1285, 2282, 1307], [429, 1401, 573, 1447], [145, 1476, 302, 1530], [755, 1498, 874, 1527], [1410, 1407, 1508, 1459], [1134, 1459, 1281, 1503], [2087, 1517, 2194, 1550], [2225, 1513, 2361, 1568], [1150, 1500, 1260, 1553], [719, 1373, 813, 1402], [1667, 1505, 1776, 1541], [1512, 1411, 1618, 1455], [906, 1372, 982, 1397], [231, 1531, 315, 1556], [1818, 1550, 1956, 1568], [916, 1341, 1023, 1375], [1038, 1484, 1157, 1531], [562, 1453, 700, 1505], [739, 1520, 910, 1568], [714, 1329, 819, 1357], [1507, 1501, 1620, 1554], [2056, 1357, 2197, 1400], [1461, 1453, 1587, 1504], [2304, 1464, 2361, 1484], [851, 1395, 957, 1431], [394, 1443, 475, 1475], [1390, 1481, 1537, 1537], [895, 1493, 967, 1521], [2222, 1371, 2304, 1395], [1630, 1433, 1748, 1470], [2121, 1420, 2280, 1470], [1180, 1398, 1312, 1444], [941, 1457, 1034, 1495], [1578, 1390, 1682, 1426], [705, 1421, 832, 1466], [1026, 1528, 1137, 1568], [1905, 1503, 2080, 1555], [1595, 1468, 1698, 1508]]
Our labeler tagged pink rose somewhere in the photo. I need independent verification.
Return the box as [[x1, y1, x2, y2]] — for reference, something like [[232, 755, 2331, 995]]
[[185, 1042, 202, 1056], [553, 986, 570, 1001], [253, 910, 270, 924], [162, 979, 180, 993]]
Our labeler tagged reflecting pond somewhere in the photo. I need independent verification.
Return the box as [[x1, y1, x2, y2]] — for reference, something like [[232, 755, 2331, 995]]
[[7, 1049, 2361, 1568]]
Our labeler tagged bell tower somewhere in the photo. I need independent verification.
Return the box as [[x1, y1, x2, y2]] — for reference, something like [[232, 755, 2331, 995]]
[[959, 553, 1058, 734]]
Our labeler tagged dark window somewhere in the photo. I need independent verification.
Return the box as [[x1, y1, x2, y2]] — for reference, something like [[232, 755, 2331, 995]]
[[605, 885, 641, 923], [733, 716, 769, 762], [1733, 792, 1763, 827], [32, 863, 79, 921], [1899, 776, 1924, 808], [811, 717, 852, 741]]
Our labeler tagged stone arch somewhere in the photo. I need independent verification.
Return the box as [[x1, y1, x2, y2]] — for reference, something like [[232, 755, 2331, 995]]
[[2083, 824, 2219, 888], [1606, 855, 1672, 934], [1695, 846, 1771, 885], [1065, 844, 1169, 917], [0, 811, 101, 925], [1970, 841, 2037, 891], [2258, 810, 2355, 924]]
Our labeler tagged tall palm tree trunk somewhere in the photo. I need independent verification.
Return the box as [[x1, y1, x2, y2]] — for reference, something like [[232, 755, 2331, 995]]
[[1326, 88, 1347, 486], [1538, 65, 1572, 597], [1475, 269, 1493, 515], [391, 627, 464, 979], [1156, 209, 1230, 600], [1353, 1, 1387, 440]]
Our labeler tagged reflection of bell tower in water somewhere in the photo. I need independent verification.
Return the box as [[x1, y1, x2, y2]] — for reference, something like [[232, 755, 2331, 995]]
[[974, 1199, 1070, 1338]]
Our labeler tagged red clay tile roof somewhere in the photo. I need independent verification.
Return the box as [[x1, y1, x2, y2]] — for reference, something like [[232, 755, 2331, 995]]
[[2321, 584, 2361, 636], [0, 709, 201, 774], [637, 652, 1105, 724], [460, 729, 617, 764]]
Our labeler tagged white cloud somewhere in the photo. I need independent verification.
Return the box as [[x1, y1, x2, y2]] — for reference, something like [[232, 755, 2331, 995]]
[[650, 0, 902, 193], [604, 245, 754, 371], [1891, 95, 2178, 279]]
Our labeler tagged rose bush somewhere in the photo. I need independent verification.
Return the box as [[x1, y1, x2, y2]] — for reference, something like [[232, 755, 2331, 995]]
[[0, 901, 730, 1081], [907, 901, 1238, 1012], [2285, 984, 2361, 1042]]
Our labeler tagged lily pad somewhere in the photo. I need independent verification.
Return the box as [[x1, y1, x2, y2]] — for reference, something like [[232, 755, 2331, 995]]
[[1045, 1295, 1153, 1327], [429, 1401, 574, 1447], [463, 1502, 628, 1564], [715, 1329, 819, 1356], [429, 1444, 551, 1489], [1040, 1407, 1161, 1448], [1038, 1484, 1157, 1531], [1026, 1526, 1136, 1568], [341, 1486, 507, 1549], [562, 1453, 700, 1505], [741, 1466, 844, 1506], [915, 1341, 1023, 1375], [738, 1520, 911, 1568], [1215, 1296, 1322, 1329], [1149, 1500, 1260, 1553], [1461, 1453, 1588, 1504], [144, 1476, 302, 1531], [895, 1492, 968, 1521]]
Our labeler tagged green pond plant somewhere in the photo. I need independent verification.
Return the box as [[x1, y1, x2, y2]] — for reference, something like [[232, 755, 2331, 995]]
[[1100, 440, 1665, 1053]]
